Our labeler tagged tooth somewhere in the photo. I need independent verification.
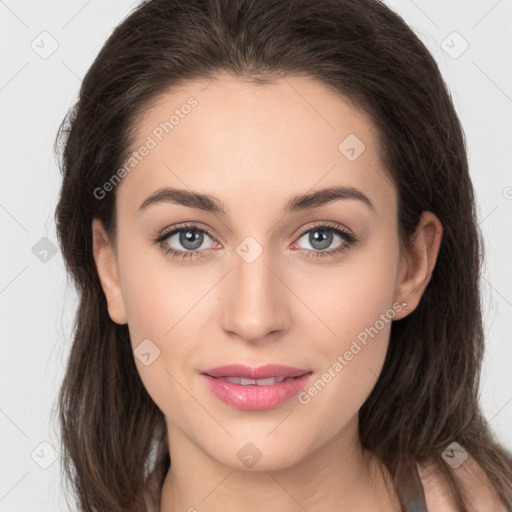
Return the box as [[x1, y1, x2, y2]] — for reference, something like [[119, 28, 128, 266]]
[[219, 376, 289, 385], [256, 377, 277, 386], [223, 377, 241, 384], [240, 377, 257, 385]]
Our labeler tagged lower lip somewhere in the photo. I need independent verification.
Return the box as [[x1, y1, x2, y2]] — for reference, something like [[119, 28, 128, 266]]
[[201, 373, 313, 411]]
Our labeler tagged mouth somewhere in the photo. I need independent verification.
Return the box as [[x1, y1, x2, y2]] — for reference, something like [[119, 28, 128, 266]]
[[200, 364, 313, 410], [201, 363, 311, 380], [208, 375, 303, 386]]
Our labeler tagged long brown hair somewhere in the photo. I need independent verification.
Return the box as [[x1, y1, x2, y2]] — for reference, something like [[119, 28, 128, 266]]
[[53, 0, 512, 510]]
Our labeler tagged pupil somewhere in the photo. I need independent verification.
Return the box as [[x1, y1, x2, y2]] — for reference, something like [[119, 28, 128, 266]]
[[180, 229, 203, 250], [310, 229, 332, 250]]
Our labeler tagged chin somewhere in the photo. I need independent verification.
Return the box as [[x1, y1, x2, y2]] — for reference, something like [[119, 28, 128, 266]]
[[203, 437, 310, 473]]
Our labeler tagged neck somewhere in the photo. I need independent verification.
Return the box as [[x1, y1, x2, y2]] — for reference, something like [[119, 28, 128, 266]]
[[159, 416, 401, 512]]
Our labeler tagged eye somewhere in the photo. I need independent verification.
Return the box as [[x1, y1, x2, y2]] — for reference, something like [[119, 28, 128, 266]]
[[155, 223, 220, 260], [154, 221, 359, 261], [291, 222, 359, 258]]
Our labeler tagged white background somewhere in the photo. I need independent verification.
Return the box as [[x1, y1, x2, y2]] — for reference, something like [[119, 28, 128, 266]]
[[1, 0, 511, 510]]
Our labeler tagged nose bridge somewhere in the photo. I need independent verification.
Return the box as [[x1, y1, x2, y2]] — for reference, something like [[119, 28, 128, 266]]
[[221, 235, 288, 340]]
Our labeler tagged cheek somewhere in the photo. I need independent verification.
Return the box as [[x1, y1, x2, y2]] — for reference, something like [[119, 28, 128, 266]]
[[116, 246, 213, 412], [294, 238, 398, 422], [117, 238, 203, 344], [120, 269, 196, 418], [299, 236, 399, 353], [121, 276, 170, 347]]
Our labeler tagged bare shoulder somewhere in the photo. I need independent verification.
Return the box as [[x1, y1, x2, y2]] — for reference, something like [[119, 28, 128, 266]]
[[417, 454, 508, 512]]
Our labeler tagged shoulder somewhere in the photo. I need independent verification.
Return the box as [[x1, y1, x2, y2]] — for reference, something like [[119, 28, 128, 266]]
[[417, 454, 508, 512]]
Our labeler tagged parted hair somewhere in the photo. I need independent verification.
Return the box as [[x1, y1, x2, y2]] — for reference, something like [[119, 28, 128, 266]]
[[53, 0, 512, 510]]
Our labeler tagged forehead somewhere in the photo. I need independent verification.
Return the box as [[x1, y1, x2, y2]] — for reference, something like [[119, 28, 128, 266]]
[[117, 75, 396, 217]]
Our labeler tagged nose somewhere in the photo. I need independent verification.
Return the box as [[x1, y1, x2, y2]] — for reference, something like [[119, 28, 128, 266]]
[[220, 245, 290, 344]]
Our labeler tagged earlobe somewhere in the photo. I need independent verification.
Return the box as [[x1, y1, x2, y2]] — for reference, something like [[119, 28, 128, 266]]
[[91, 218, 128, 325], [393, 211, 443, 319]]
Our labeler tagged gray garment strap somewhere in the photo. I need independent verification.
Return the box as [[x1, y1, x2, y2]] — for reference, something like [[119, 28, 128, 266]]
[[395, 460, 428, 512]]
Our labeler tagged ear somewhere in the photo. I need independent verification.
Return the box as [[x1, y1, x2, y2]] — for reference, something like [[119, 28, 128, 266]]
[[91, 218, 127, 325], [393, 211, 443, 320]]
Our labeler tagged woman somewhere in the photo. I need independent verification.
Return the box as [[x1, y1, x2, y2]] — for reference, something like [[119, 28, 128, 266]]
[[53, 0, 512, 510]]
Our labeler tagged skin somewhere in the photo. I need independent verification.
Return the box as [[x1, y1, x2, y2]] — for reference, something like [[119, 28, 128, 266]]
[[419, 455, 509, 512], [92, 75, 445, 511]]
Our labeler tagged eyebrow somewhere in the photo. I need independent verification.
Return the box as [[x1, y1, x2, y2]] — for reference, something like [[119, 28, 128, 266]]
[[137, 185, 375, 215]]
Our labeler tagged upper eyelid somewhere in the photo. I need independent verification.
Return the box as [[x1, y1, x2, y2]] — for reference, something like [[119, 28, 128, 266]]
[[159, 222, 217, 242], [295, 221, 353, 238], [158, 221, 354, 247]]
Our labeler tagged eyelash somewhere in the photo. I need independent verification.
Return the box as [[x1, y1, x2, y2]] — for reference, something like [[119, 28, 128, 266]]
[[154, 221, 359, 261]]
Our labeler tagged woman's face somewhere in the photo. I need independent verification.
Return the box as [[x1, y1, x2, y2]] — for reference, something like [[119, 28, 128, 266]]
[[93, 75, 439, 471]]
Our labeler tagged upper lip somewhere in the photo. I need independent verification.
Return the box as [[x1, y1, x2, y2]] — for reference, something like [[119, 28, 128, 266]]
[[202, 364, 311, 379]]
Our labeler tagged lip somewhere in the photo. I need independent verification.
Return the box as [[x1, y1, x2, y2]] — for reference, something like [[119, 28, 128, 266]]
[[200, 364, 313, 411], [201, 364, 310, 379]]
